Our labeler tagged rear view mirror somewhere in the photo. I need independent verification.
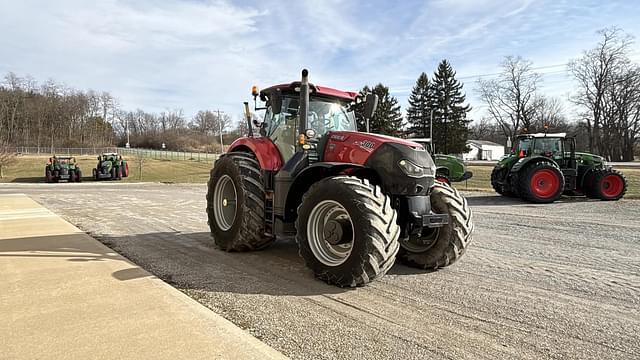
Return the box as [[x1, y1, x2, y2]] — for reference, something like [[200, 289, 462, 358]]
[[363, 94, 378, 120], [97, 156, 101, 160], [270, 92, 282, 115]]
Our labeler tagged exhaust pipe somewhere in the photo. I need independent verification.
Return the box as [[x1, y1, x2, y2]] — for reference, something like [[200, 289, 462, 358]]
[[299, 69, 309, 138]]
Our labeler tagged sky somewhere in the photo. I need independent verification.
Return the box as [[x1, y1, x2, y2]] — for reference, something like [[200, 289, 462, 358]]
[[1, 0, 639, 124]]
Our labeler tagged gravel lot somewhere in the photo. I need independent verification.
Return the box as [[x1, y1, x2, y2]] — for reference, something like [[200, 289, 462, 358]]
[[2, 183, 639, 360]]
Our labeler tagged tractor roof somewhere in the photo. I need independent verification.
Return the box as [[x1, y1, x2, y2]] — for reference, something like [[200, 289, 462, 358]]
[[102, 152, 119, 156], [260, 82, 357, 101], [54, 155, 73, 159], [518, 132, 567, 139]]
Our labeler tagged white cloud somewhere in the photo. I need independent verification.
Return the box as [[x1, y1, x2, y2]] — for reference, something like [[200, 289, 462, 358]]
[[0, 0, 638, 125]]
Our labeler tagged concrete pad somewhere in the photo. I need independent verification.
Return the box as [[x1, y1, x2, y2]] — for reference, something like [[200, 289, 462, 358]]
[[0, 194, 287, 359]]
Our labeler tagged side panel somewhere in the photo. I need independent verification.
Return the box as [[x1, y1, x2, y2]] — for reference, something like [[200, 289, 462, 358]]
[[228, 137, 283, 171], [323, 131, 420, 165], [433, 155, 464, 179]]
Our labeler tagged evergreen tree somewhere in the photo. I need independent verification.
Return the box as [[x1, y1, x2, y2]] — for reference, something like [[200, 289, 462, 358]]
[[406, 72, 433, 138], [355, 84, 403, 136], [430, 60, 471, 154]]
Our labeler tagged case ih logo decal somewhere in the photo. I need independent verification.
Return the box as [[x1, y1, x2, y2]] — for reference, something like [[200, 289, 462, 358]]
[[355, 140, 376, 152], [330, 134, 347, 141]]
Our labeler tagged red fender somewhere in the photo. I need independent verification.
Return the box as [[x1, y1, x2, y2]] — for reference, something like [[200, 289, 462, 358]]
[[228, 137, 283, 171]]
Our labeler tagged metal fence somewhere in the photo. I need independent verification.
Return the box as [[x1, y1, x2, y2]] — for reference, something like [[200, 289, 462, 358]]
[[16, 146, 220, 162], [16, 146, 118, 155], [116, 147, 219, 162]]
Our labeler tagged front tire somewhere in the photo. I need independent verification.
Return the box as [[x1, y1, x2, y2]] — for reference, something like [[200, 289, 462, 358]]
[[295, 176, 400, 287], [397, 182, 473, 269], [206, 152, 274, 251]]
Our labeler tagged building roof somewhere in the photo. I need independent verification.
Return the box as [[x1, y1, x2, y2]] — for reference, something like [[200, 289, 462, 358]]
[[518, 132, 567, 138], [467, 139, 503, 147], [260, 82, 358, 101]]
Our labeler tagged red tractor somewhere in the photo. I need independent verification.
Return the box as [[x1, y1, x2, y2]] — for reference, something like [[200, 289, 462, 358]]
[[207, 70, 473, 287]]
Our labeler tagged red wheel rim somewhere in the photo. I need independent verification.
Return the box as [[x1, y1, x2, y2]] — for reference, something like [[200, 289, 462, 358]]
[[530, 169, 560, 198], [125, 163, 129, 176], [601, 174, 623, 198], [436, 176, 449, 184]]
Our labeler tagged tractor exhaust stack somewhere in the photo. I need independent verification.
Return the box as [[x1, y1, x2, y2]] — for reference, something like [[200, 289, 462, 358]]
[[299, 69, 309, 139]]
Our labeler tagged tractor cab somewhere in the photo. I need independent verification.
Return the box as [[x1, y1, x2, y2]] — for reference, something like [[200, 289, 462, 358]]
[[514, 133, 577, 170], [253, 81, 361, 164]]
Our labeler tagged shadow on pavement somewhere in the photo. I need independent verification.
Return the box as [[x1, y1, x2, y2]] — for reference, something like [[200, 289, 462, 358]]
[[93, 230, 449, 297], [466, 194, 598, 206]]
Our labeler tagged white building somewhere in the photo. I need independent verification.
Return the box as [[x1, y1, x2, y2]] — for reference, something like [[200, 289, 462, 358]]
[[464, 140, 505, 161]]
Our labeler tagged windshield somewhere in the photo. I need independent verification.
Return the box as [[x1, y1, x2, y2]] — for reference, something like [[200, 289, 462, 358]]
[[308, 98, 356, 135], [515, 138, 532, 155]]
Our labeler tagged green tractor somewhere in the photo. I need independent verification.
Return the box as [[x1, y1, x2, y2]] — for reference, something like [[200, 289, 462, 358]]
[[93, 153, 129, 180], [491, 132, 627, 203], [410, 138, 473, 184], [45, 155, 82, 183]]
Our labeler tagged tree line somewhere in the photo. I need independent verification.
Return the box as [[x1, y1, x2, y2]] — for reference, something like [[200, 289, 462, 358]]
[[475, 27, 639, 161], [0, 75, 243, 152], [354, 59, 472, 154]]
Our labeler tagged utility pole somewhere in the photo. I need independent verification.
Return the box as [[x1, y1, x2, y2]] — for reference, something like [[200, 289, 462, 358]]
[[430, 108, 434, 153], [217, 109, 225, 154]]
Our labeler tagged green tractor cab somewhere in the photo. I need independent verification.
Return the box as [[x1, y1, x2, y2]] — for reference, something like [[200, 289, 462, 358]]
[[45, 155, 82, 183], [410, 138, 473, 184], [93, 153, 129, 180], [491, 132, 627, 203]]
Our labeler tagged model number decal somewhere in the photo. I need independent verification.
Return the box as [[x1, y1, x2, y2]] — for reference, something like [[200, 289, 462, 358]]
[[355, 140, 376, 152]]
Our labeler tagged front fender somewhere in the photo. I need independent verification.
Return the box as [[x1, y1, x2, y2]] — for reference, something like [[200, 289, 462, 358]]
[[285, 162, 366, 222], [510, 155, 556, 173], [228, 137, 282, 171]]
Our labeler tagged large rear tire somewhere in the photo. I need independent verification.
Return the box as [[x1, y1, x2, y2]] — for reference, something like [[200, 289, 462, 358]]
[[206, 152, 274, 251], [590, 169, 627, 201], [45, 168, 52, 183], [397, 182, 473, 269], [295, 176, 400, 287], [518, 161, 564, 203]]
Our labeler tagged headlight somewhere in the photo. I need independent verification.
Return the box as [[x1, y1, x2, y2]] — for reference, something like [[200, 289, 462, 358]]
[[305, 128, 316, 138], [398, 159, 426, 178]]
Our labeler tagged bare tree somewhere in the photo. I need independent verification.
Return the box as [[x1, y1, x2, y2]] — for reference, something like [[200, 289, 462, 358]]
[[477, 56, 542, 139], [569, 27, 637, 159], [532, 96, 568, 132], [0, 140, 16, 179]]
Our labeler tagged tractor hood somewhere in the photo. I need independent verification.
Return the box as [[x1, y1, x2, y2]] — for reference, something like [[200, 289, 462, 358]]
[[325, 131, 423, 152], [575, 152, 605, 165], [323, 131, 435, 195]]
